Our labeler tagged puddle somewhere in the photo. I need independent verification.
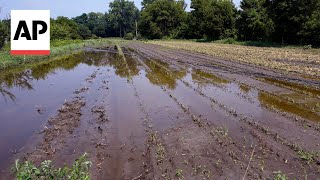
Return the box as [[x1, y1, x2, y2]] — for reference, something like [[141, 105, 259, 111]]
[[179, 66, 320, 123], [239, 84, 251, 93], [192, 69, 230, 85], [258, 92, 320, 122], [144, 59, 186, 89], [0, 50, 188, 177], [261, 77, 320, 97], [1, 47, 319, 178], [0, 51, 106, 171]]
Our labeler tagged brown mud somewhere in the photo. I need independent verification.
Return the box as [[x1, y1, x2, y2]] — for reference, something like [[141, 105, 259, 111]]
[[0, 43, 319, 179]]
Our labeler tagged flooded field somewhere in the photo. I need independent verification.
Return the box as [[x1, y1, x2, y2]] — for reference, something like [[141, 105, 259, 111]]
[[0, 43, 320, 179]]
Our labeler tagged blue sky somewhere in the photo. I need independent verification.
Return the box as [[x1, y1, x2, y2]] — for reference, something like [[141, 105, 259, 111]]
[[0, 0, 241, 19]]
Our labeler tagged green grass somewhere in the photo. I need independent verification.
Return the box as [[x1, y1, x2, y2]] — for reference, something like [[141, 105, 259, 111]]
[[215, 38, 283, 47], [297, 149, 319, 164], [0, 39, 112, 70], [193, 38, 320, 48], [14, 153, 91, 180]]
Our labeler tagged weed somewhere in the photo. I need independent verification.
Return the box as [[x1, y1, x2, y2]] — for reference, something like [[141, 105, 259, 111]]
[[156, 143, 165, 163], [14, 153, 91, 180], [175, 169, 183, 179], [273, 171, 287, 180], [202, 168, 211, 179], [215, 159, 222, 166], [192, 165, 202, 176], [258, 160, 265, 172], [149, 132, 157, 144], [212, 126, 228, 137], [297, 149, 318, 164]]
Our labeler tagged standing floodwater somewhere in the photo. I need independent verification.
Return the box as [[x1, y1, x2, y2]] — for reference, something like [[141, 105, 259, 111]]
[[0, 44, 319, 179], [0, 51, 106, 172]]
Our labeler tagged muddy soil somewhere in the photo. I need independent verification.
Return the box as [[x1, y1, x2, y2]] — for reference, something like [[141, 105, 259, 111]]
[[0, 43, 319, 179]]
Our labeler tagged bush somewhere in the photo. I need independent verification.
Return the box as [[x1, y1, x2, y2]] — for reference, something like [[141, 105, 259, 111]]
[[0, 22, 7, 50], [220, 38, 237, 44], [124, 33, 134, 40], [14, 153, 91, 180], [91, 34, 99, 39]]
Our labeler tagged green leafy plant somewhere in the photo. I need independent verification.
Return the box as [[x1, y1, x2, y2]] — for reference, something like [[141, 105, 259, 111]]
[[14, 153, 92, 180]]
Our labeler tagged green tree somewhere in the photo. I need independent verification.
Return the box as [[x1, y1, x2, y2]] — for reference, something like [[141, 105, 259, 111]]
[[139, 0, 187, 39], [299, 1, 320, 45], [237, 0, 274, 41], [109, 0, 139, 37], [105, 13, 118, 37], [74, 13, 89, 25], [268, 0, 319, 44], [0, 16, 9, 50], [51, 17, 81, 40], [78, 24, 92, 39], [0, 21, 6, 50], [93, 24, 107, 37], [141, 0, 157, 7], [190, 0, 237, 40]]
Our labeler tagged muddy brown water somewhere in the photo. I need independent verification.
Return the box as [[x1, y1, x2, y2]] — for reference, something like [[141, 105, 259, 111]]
[[0, 51, 105, 169], [0, 44, 319, 179]]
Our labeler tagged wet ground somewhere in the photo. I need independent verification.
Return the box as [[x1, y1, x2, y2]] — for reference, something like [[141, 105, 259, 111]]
[[0, 43, 319, 179]]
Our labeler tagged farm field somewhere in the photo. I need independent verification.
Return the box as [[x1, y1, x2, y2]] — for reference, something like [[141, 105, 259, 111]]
[[0, 40, 319, 179]]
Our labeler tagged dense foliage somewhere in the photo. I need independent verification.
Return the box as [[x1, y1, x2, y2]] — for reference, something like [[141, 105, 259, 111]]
[[108, 0, 139, 37], [0, 20, 8, 49], [139, 0, 187, 39], [1, 0, 320, 50], [268, 0, 320, 44], [14, 153, 91, 180], [51, 17, 82, 40], [237, 0, 274, 41], [190, 0, 237, 40]]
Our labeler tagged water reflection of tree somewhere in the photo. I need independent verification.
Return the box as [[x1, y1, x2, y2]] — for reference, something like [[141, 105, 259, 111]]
[[2, 70, 34, 90], [0, 85, 16, 102], [83, 51, 106, 66], [192, 70, 229, 85], [191, 73, 209, 89], [0, 69, 34, 102], [31, 54, 82, 80], [108, 54, 140, 79], [145, 60, 186, 89], [30, 51, 106, 80], [0, 50, 107, 102], [126, 55, 140, 76]]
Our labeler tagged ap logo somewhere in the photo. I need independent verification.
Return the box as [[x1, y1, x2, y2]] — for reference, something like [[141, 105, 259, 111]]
[[11, 10, 50, 55]]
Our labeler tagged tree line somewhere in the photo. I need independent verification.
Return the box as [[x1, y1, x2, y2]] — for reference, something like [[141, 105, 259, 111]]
[[138, 0, 320, 45], [1, 0, 320, 50]]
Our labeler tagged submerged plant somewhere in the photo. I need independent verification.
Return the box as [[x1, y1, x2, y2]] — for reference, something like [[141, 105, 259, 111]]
[[14, 153, 92, 180]]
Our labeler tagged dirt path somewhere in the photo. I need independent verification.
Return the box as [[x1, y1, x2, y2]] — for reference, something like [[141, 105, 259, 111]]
[[1, 42, 320, 179]]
